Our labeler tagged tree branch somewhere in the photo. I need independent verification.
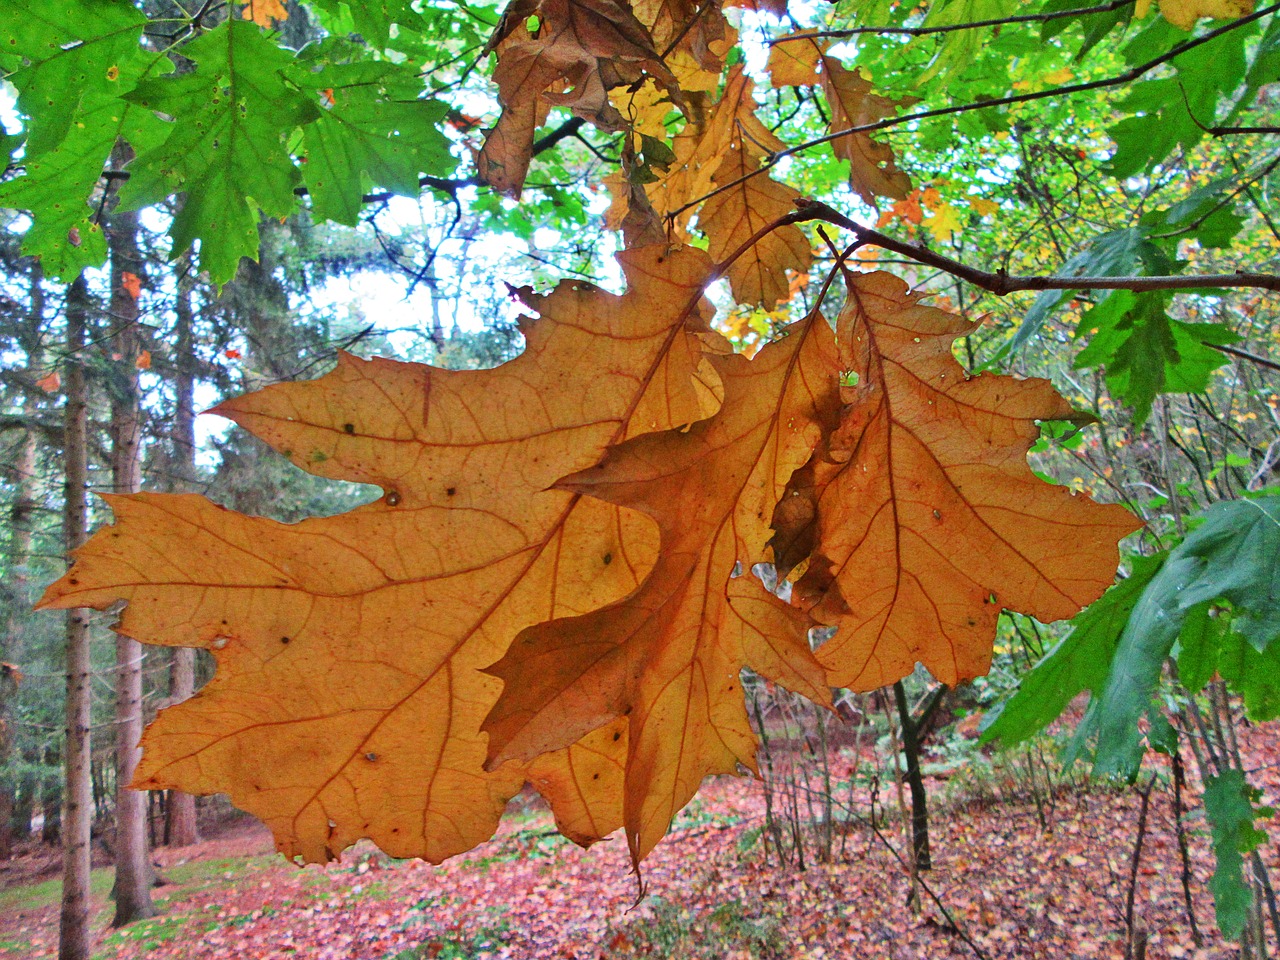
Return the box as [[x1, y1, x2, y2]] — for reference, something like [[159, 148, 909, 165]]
[[795, 198, 1280, 294], [678, 4, 1280, 221], [776, 0, 1135, 41]]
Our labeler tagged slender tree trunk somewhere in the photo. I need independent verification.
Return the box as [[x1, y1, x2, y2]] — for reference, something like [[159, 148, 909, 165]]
[[107, 203, 156, 926], [59, 276, 93, 960], [164, 254, 199, 848], [1, 262, 45, 857], [893, 680, 932, 871]]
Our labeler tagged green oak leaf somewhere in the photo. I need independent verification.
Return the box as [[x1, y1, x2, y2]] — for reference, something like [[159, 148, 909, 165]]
[[1073, 289, 1237, 425], [1108, 23, 1249, 178], [307, 0, 424, 49], [1040, 0, 1134, 59], [0, 0, 169, 277], [293, 49, 453, 225], [1204, 769, 1272, 939], [1008, 228, 1143, 354], [912, 0, 1018, 87], [0, 0, 150, 153], [1143, 178, 1246, 249], [120, 20, 319, 285], [979, 555, 1164, 747], [1089, 496, 1280, 777]]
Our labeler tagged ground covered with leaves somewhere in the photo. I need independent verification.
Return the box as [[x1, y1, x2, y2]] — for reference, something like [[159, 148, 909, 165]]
[[2, 722, 1277, 960]]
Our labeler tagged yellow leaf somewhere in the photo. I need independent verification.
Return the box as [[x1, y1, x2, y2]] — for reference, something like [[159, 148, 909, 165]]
[[968, 195, 999, 217], [1137, 0, 1252, 28], [923, 201, 963, 243]]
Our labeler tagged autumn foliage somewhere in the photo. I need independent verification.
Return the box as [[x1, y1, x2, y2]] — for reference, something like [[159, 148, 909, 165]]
[[38, 0, 1152, 870]]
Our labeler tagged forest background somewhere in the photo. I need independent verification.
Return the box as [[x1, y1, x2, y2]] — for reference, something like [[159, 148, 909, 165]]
[[0, 0, 1279, 957]]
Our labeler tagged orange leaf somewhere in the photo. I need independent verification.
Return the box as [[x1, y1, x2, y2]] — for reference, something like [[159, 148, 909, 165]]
[[775, 272, 1139, 691], [485, 307, 835, 864], [121, 271, 142, 300], [134, 350, 152, 371], [39, 245, 725, 865], [240, 0, 288, 27], [36, 371, 61, 393]]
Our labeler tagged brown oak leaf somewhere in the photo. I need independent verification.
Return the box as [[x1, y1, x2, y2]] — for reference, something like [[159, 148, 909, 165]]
[[478, 0, 678, 197], [39, 245, 725, 864], [768, 34, 913, 205], [697, 142, 812, 309], [774, 271, 1140, 691]]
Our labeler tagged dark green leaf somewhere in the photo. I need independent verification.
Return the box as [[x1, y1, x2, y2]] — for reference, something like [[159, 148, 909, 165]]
[[121, 21, 319, 285], [293, 55, 453, 225], [979, 554, 1164, 746], [1204, 769, 1271, 939], [1090, 496, 1280, 776], [1009, 228, 1143, 353], [1073, 289, 1236, 425]]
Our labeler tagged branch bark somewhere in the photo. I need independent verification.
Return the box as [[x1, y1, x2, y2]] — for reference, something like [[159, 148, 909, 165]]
[[795, 198, 1280, 295]]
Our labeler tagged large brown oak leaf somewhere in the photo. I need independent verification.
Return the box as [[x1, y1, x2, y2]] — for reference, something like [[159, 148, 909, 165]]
[[39, 245, 723, 864]]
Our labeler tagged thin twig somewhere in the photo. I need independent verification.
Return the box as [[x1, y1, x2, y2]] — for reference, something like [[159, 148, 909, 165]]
[[676, 5, 1280, 221], [1209, 342, 1280, 373], [776, 0, 1135, 40], [1124, 775, 1157, 960], [794, 198, 1280, 295]]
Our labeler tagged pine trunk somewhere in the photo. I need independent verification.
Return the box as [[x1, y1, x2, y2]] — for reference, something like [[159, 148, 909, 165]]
[[164, 253, 200, 848], [0, 262, 44, 857], [107, 204, 156, 926], [59, 276, 93, 960]]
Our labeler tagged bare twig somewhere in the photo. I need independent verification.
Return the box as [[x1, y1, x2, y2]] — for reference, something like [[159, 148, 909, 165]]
[[1171, 747, 1205, 947], [1209, 342, 1280, 373], [677, 5, 1280, 220], [794, 198, 1280, 295], [1124, 776, 1157, 960], [776, 0, 1135, 40]]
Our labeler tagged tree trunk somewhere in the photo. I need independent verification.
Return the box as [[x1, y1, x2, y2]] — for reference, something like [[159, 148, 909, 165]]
[[893, 680, 932, 871], [59, 275, 93, 960], [1, 261, 46, 857], [107, 203, 156, 926], [164, 253, 200, 848]]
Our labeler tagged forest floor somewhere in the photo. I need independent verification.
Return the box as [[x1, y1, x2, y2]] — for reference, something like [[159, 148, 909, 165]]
[[2, 720, 1277, 960]]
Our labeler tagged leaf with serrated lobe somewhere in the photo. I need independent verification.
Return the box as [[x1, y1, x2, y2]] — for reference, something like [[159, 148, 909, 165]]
[[776, 271, 1139, 691], [40, 245, 723, 864]]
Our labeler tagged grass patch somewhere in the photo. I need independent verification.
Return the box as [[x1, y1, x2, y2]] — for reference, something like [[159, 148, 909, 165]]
[[0, 867, 113, 913], [96, 913, 192, 956], [601, 897, 786, 959]]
